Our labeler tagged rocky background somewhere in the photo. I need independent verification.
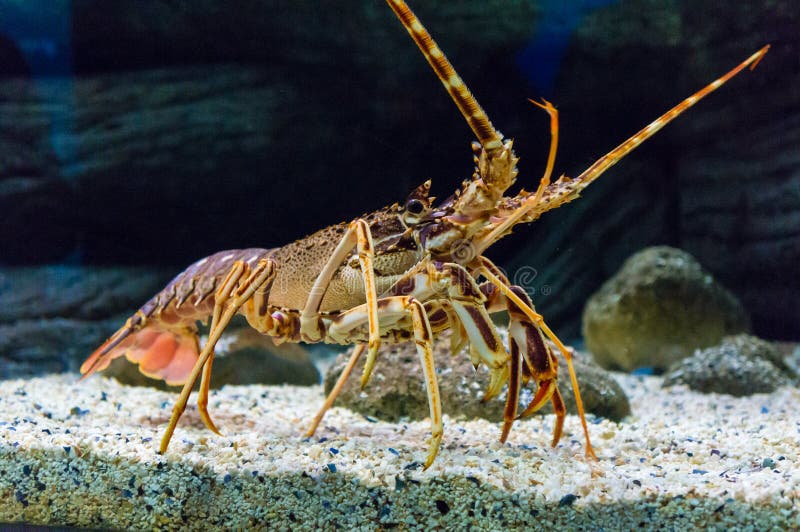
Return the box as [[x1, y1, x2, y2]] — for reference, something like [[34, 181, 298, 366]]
[[0, 0, 798, 379]]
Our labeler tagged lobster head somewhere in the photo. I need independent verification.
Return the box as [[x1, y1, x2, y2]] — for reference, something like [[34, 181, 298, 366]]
[[400, 138, 524, 264]]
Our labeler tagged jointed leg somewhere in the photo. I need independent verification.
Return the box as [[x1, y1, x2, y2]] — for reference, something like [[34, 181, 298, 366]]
[[299, 219, 381, 389], [305, 343, 366, 437], [381, 260, 510, 396], [407, 297, 442, 469], [326, 296, 442, 468], [477, 257, 597, 459], [488, 271, 560, 443], [195, 261, 251, 435], [504, 284, 563, 443], [426, 261, 509, 400], [500, 324, 523, 443], [159, 258, 276, 454]]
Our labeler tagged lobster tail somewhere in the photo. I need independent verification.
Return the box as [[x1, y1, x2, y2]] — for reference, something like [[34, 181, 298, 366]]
[[80, 310, 201, 387], [80, 248, 273, 386], [79, 320, 138, 377]]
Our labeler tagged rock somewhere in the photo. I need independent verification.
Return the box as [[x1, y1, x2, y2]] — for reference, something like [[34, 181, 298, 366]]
[[778, 342, 800, 377], [716, 334, 797, 378], [0, 76, 72, 263], [0, 265, 172, 323], [0, 265, 172, 379], [323, 329, 629, 424], [0, 177, 76, 264], [104, 327, 319, 390], [0, 318, 118, 379], [662, 335, 795, 396], [583, 247, 750, 372]]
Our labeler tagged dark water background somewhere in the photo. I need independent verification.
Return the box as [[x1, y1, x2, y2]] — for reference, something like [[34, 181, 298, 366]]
[[0, 0, 797, 339]]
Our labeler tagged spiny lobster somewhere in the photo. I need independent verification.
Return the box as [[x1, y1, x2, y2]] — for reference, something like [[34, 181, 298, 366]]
[[80, 0, 768, 468]]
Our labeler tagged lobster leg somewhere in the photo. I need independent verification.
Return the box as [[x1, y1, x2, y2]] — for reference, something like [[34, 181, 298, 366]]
[[428, 300, 468, 356], [326, 296, 441, 468], [471, 260, 528, 442], [476, 258, 597, 459], [304, 343, 366, 438], [159, 258, 277, 454], [309, 303, 457, 446], [380, 260, 510, 394], [195, 260, 255, 435], [505, 285, 563, 444], [425, 262, 509, 400], [299, 219, 381, 389]]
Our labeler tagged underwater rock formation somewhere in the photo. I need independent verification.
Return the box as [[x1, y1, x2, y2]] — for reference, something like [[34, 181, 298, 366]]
[[324, 330, 630, 423], [0, 265, 172, 378], [0, 318, 115, 380], [663, 334, 797, 396], [582, 246, 750, 372]]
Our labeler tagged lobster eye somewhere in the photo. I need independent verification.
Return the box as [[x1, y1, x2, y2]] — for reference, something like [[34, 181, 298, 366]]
[[405, 199, 424, 215]]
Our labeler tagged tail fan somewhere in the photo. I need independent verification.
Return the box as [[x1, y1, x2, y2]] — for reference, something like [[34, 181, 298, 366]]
[[80, 319, 200, 387]]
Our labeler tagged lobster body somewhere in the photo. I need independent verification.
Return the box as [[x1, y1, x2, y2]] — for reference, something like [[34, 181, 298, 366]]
[[80, 205, 432, 382], [80, 0, 768, 468]]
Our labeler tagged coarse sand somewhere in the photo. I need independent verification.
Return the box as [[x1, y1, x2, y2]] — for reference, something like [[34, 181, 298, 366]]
[[0, 372, 798, 530]]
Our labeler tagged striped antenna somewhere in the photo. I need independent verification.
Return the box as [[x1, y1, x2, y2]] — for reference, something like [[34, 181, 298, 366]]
[[570, 45, 770, 191], [387, 0, 504, 151], [475, 44, 770, 252]]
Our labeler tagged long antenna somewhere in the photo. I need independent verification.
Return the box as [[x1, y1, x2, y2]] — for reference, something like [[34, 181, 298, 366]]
[[386, 0, 504, 151], [476, 44, 770, 251]]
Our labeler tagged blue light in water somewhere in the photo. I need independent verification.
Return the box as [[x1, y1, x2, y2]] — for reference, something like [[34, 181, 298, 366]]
[[516, 0, 618, 96]]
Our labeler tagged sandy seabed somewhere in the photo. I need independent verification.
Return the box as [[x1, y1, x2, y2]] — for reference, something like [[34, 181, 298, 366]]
[[0, 372, 797, 530]]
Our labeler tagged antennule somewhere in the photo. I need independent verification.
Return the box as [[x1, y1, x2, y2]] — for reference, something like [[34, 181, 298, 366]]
[[386, 0, 503, 150]]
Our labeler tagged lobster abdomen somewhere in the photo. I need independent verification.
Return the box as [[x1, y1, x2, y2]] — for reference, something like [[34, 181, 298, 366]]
[[80, 248, 273, 385]]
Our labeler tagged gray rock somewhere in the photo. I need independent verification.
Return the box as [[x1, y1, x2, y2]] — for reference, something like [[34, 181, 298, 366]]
[[0, 265, 172, 323], [0, 318, 117, 379], [0, 265, 172, 379], [663, 336, 795, 396], [323, 330, 629, 424], [0, 77, 70, 264], [716, 334, 797, 378], [583, 247, 750, 372]]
